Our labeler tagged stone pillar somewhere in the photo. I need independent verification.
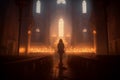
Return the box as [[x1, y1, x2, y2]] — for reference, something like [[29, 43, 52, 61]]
[[94, 1, 108, 55]]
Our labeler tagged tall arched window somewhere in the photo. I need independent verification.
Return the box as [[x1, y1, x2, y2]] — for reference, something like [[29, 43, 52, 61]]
[[36, 0, 41, 13], [59, 18, 64, 38], [82, 0, 87, 13], [57, 0, 66, 4]]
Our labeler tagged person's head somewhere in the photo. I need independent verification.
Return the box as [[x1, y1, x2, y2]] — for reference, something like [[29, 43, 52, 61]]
[[59, 39, 63, 43]]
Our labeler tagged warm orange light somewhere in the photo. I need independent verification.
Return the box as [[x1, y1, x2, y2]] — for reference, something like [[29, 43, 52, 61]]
[[93, 30, 96, 34], [83, 28, 87, 32], [28, 30, 31, 34], [27, 46, 96, 55], [66, 35, 71, 37], [51, 35, 57, 37], [28, 47, 55, 54], [66, 47, 96, 54], [19, 47, 26, 53]]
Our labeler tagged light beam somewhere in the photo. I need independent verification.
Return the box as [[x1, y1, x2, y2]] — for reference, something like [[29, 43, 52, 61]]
[[59, 18, 64, 38]]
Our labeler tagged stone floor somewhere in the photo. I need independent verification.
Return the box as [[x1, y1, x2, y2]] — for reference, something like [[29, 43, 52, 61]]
[[0, 53, 120, 80]]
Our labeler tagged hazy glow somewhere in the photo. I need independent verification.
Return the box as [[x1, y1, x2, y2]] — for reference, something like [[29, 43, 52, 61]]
[[59, 18, 64, 38], [57, 0, 66, 4], [93, 30, 96, 34], [83, 28, 87, 32], [19, 47, 26, 53], [82, 0, 87, 13], [66, 47, 96, 54], [36, 0, 41, 13], [27, 46, 96, 54], [36, 28, 40, 32], [93, 30, 96, 53], [28, 30, 31, 53], [29, 47, 55, 54], [28, 30, 31, 34]]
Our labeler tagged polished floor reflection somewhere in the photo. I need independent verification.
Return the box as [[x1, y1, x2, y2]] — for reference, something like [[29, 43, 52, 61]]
[[1, 53, 120, 80], [52, 53, 73, 80]]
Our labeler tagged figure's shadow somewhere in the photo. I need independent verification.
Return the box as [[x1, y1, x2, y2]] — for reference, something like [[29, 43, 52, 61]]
[[58, 58, 67, 80], [58, 61, 64, 80]]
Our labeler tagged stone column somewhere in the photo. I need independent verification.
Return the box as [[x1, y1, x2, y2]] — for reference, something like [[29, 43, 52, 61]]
[[93, 0, 108, 55]]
